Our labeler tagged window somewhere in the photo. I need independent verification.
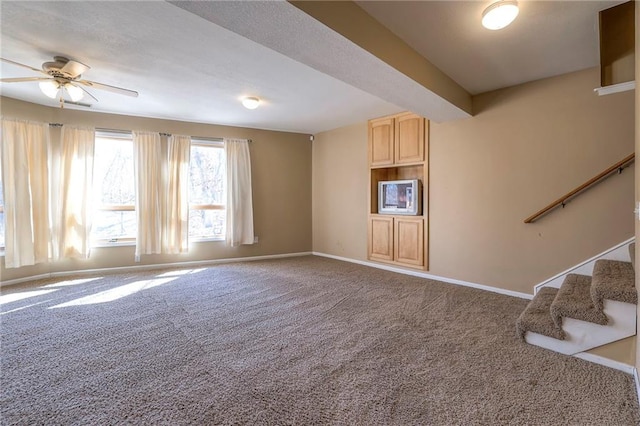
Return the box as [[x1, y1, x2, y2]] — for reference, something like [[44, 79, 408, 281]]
[[189, 140, 226, 239], [92, 132, 136, 243], [90, 133, 227, 245]]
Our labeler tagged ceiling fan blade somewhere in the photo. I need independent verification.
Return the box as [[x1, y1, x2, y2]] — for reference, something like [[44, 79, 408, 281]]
[[60, 59, 89, 78], [77, 79, 138, 97], [1, 57, 48, 75], [71, 83, 99, 102], [0, 77, 52, 83]]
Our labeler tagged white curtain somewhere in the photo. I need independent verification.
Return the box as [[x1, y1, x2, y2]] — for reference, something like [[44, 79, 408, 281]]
[[52, 126, 95, 260], [1, 118, 50, 268], [133, 131, 163, 260], [224, 138, 254, 247], [163, 134, 190, 254]]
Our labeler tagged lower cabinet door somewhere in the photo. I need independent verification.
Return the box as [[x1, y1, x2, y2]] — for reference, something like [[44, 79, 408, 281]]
[[369, 216, 394, 261], [394, 217, 424, 267]]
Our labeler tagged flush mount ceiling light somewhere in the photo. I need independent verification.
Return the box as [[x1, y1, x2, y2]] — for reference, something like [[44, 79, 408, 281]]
[[482, 0, 519, 30], [242, 96, 260, 110]]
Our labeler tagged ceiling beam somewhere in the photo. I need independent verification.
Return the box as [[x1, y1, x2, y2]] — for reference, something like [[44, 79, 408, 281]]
[[289, 1, 472, 119]]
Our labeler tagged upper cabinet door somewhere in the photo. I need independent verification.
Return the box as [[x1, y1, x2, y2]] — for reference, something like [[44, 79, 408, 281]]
[[395, 113, 424, 164], [369, 117, 394, 166]]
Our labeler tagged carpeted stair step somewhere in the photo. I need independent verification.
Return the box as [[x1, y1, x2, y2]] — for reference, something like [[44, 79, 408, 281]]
[[630, 243, 635, 271], [549, 274, 607, 328], [590, 259, 637, 309], [516, 287, 565, 341]]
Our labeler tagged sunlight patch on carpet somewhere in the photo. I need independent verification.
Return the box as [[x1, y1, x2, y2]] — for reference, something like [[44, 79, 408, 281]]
[[155, 268, 207, 278], [49, 277, 178, 308], [0, 289, 58, 305]]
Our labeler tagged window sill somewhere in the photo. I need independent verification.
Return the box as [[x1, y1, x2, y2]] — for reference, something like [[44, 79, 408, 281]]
[[90, 237, 224, 249], [190, 237, 225, 243], [92, 240, 136, 248]]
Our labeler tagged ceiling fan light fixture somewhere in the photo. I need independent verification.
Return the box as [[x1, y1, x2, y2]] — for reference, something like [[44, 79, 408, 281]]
[[482, 0, 519, 30], [64, 83, 84, 102], [242, 96, 260, 110], [39, 80, 59, 98]]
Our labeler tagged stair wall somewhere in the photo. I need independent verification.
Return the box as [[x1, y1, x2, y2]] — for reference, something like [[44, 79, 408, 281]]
[[526, 238, 636, 368], [535, 237, 635, 292]]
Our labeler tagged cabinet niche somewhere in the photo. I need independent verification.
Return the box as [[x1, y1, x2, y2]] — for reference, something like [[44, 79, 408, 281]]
[[367, 112, 429, 270]]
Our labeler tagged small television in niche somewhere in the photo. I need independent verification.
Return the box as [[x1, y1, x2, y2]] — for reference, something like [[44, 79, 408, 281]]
[[378, 179, 422, 215]]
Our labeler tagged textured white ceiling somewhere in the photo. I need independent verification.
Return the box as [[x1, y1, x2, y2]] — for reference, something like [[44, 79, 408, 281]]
[[0, 1, 402, 134], [0, 1, 624, 134]]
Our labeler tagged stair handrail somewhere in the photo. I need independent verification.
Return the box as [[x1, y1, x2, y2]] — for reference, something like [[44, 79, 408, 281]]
[[524, 153, 635, 223]]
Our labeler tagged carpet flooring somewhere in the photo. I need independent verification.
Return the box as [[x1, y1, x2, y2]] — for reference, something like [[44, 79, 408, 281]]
[[1, 255, 638, 425]]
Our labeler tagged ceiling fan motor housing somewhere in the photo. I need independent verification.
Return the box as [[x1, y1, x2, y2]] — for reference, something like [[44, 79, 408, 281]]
[[43, 56, 71, 78]]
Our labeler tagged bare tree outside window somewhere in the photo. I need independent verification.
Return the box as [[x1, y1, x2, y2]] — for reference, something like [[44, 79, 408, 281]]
[[90, 135, 225, 245], [92, 135, 136, 241], [189, 142, 226, 239]]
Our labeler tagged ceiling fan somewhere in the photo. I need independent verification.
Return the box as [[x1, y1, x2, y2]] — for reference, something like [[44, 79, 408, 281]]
[[0, 56, 138, 107]]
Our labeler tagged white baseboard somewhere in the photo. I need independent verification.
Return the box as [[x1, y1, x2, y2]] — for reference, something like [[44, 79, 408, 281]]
[[5, 250, 636, 382], [312, 252, 532, 300], [2, 251, 536, 299], [0, 252, 313, 287], [1, 273, 52, 287], [573, 352, 636, 375]]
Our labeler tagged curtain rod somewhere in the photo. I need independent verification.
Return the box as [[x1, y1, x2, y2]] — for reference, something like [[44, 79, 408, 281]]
[[191, 136, 251, 143], [50, 124, 251, 143]]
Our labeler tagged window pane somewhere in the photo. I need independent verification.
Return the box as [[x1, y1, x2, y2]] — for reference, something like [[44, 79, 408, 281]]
[[92, 211, 137, 240], [94, 137, 135, 205], [189, 209, 225, 239], [189, 145, 225, 205], [92, 135, 136, 241], [189, 143, 226, 239]]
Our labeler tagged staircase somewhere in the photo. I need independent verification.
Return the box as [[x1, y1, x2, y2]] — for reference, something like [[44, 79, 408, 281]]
[[516, 242, 637, 356]]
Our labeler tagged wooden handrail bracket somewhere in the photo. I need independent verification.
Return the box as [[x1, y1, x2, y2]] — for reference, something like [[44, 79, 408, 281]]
[[524, 153, 635, 223]]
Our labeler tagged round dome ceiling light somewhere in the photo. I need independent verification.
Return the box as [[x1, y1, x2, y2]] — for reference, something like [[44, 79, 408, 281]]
[[482, 0, 519, 30], [242, 96, 260, 110]]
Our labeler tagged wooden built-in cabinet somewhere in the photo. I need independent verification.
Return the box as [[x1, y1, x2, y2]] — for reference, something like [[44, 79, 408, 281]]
[[367, 112, 428, 270]]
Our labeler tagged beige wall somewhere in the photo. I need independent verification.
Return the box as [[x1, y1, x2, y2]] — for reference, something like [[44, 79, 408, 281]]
[[313, 67, 635, 295], [312, 122, 368, 259], [431, 67, 634, 293], [1, 97, 312, 283]]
